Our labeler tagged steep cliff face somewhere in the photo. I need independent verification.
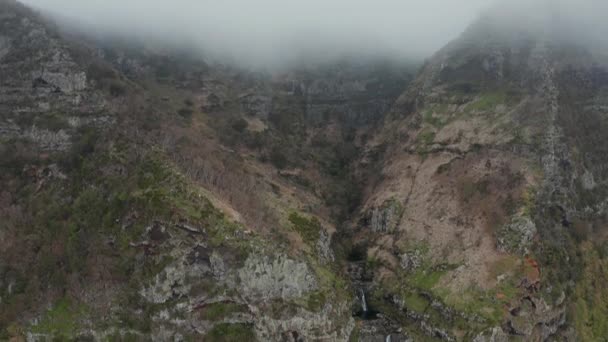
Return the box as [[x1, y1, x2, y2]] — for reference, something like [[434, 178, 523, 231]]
[[0, 0, 419, 340], [349, 9, 608, 341], [0, 1, 363, 340], [3, 0, 608, 341]]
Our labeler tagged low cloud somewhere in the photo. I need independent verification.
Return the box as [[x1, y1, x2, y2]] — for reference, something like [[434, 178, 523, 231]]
[[18, 0, 608, 67]]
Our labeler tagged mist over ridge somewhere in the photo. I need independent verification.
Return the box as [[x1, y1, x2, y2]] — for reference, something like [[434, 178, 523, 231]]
[[17, 0, 608, 67]]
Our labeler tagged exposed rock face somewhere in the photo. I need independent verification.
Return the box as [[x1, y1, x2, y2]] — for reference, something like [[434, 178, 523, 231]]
[[132, 222, 350, 341], [0, 35, 9, 60], [506, 296, 566, 338], [240, 93, 272, 119], [301, 63, 412, 126], [0, 0, 113, 151], [238, 254, 318, 301], [23, 126, 71, 151], [254, 303, 355, 342], [581, 169, 596, 190], [399, 250, 422, 272], [496, 216, 537, 255], [473, 327, 509, 342], [316, 229, 335, 263], [3, 0, 608, 341], [33, 70, 87, 94], [348, 5, 608, 341], [369, 199, 403, 233]]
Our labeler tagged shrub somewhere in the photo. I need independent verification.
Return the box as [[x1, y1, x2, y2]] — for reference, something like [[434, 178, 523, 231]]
[[269, 146, 288, 169], [230, 118, 248, 132], [108, 80, 127, 97], [205, 323, 255, 342], [177, 108, 194, 120], [87, 61, 117, 81], [288, 212, 321, 244]]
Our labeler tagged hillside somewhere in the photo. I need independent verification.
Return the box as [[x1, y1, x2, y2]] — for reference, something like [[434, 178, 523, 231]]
[[2, 0, 608, 341], [349, 6, 608, 341], [0, 1, 412, 340]]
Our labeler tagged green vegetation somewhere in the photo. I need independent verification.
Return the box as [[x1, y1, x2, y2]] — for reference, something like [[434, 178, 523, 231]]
[[423, 103, 450, 128], [205, 323, 256, 342], [409, 268, 448, 290], [308, 258, 351, 310], [466, 91, 507, 112], [31, 298, 87, 339], [417, 129, 436, 146], [460, 178, 490, 202], [306, 291, 327, 312], [269, 145, 289, 169], [178, 107, 194, 120], [403, 293, 429, 313], [416, 128, 436, 154], [34, 113, 71, 131], [87, 60, 129, 96], [571, 246, 608, 340], [199, 302, 248, 321], [288, 212, 322, 245], [348, 324, 360, 342], [231, 117, 248, 132], [521, 187, 537, 217], [0, 132, 262, 337], [108, 80, 127, 97]]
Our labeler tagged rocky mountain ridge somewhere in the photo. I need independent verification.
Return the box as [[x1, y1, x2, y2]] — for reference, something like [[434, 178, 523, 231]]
[[2, 0, 608, 341]]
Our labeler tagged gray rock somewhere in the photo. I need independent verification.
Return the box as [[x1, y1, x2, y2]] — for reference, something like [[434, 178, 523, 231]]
[[473, 327, 509, 342], [24, 126, 71, 151], [370, 199, 404, 233], [237, 254, 317, 301], [34, 70, 87, 94], [0, 120, 20, 138], [581, 169, 597, 190], [496, 216, 537, 255], [316, 229, 335, 264], [399, 250, 422, 272], [254, 303, 355, 342], [239, 93, 272, 119], [140, 262, 193, 304], [0, 35, 10, 61], [210, 251, 227, 279]]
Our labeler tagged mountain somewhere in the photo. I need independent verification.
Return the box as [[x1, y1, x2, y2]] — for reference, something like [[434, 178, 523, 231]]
[[1, 0, 608, 341], [349, 4, 608, 341], [0, 1, 411, 340]]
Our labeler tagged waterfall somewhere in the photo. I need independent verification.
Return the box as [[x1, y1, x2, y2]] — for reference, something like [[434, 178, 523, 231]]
[[385, 334, 392, 342], [360, 289, 368, 313]]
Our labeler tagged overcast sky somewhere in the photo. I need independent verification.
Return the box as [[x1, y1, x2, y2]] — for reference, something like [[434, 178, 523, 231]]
[[20, 0, 496, 66], [18, 0, 608, 67]]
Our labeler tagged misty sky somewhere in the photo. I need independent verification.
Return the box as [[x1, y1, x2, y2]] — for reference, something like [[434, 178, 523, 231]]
[[20, 0, 495, 66], [18, 0, 608, 67]]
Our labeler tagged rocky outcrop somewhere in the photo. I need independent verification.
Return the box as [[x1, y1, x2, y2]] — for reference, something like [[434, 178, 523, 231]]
[[33, 70, 87, 94], [370, 199, 403, 233], [237, 254, 318, 301], [0, 35, 9, 60], [399, 250, 423, 273], [316, 229, 335, 264], [239, 93, 272, 119], [23, 126, 71, 151], [254, 303, 355, 342], [0, 0, 113, 153], [473, 327, 509, 342], [496, 216, 537, 255]]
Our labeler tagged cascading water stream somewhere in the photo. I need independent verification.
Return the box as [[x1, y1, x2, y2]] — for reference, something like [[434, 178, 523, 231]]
[[385, 334, 392, 342], [360, 289, 368, 314]]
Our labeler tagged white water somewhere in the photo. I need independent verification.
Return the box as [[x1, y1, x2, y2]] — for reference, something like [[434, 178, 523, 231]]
[[360, 289, 368, 313], [385, 335, 392, 342]]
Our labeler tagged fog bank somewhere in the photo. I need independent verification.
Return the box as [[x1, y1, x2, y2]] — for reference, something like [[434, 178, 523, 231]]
[[18, 0, 608, 67]]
